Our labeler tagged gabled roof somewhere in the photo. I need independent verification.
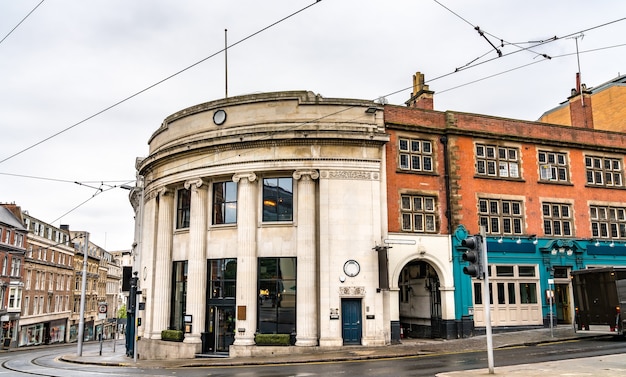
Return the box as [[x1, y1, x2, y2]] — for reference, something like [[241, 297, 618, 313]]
[[0, 206, 26, 230]]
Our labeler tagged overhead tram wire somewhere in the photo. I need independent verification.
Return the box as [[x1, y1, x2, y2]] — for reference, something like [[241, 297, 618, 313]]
[[48, 40, 626, 227], [0, 0, 323, 167], [49, 182, 129, 224], [0, 171, 133, 186], [433, 0, 626, 70], [0, 0, 45, 47], [144, 29, 626, 182]]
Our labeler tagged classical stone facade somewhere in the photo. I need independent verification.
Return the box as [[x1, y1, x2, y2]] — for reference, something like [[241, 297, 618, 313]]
[[133, 91, 389, 359]]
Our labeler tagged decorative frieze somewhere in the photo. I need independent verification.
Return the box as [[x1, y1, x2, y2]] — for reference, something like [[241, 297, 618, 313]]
[[320, 170, 379, 180], [339, 286, 366, 297]]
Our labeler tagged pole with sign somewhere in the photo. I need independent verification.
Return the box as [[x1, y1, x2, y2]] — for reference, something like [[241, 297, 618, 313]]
[[98, 303, 107, 355]]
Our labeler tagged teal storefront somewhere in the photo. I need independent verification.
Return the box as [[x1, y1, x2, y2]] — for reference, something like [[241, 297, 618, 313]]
[[453, 225, 626, 334]]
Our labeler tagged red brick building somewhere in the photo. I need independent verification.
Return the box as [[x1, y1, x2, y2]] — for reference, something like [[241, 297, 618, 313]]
[[0, 204, 27, 347], [384, 72, 626, 338]]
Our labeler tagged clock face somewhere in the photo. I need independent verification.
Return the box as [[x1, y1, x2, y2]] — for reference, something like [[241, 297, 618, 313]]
[[343, 260, 360, 277], [213, 109, 227, 125]]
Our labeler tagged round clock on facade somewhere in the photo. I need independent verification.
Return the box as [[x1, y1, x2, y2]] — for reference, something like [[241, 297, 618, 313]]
[[213, 109, 227, 125], [343, 260, 360, 277]]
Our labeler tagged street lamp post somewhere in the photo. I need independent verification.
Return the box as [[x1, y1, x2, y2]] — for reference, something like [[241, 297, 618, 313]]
[[77, 232, 89, 357]]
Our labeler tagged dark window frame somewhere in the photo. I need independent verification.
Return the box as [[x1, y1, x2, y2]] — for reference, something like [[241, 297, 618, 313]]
[[176, 188, 191, 229], [262, 177, 294, 222], [213, 181, 238, 225]]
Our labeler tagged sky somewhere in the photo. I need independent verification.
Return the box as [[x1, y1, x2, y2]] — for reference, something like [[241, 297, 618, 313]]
[[1, 0, 625, 251]]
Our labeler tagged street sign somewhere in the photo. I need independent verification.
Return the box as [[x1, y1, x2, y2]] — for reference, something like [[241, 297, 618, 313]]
[[98, 303, 107, 320]]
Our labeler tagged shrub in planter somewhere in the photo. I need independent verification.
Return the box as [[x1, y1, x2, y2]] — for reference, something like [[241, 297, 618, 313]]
[[161, 329, 184, 342], [254, 333, 290, 346]]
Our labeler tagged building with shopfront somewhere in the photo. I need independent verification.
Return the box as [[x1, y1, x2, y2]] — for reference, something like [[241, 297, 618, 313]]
[[19, 214, 74, 347], [131, 91, 389, 359], [0, 204, 26, 348], [69, 232, 107, 342], [385, 72, 626, 336]]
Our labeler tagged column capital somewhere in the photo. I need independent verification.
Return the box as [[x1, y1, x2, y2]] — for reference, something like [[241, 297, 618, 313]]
[[157, 187, 174, 198], [233, 172, 257, 183], [293, 169, 319, 181], [184, 178, 205, 191]]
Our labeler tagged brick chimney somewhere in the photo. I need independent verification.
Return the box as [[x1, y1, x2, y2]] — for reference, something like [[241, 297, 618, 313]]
[[568, 72, 594, 129], [405, 72, 434, 110]]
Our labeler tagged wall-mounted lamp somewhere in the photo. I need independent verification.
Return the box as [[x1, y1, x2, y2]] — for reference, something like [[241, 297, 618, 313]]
[[497, 236, 503, 244], [610, 241, 615, 248], [516, 237, 522, 244]]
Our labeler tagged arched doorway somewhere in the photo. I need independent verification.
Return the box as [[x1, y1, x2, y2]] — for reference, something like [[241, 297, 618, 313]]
[[398, 260, 442, 338]]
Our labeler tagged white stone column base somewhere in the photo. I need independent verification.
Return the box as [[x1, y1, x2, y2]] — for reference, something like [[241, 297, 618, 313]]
[[318, 337, 343, 347], [295, 337, 318, 347], [183, 334, 201, 344], [233, 336, 255, 346]]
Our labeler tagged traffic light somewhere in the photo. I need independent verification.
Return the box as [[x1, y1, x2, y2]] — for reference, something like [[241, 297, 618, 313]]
[[461, 235, 483, 278]]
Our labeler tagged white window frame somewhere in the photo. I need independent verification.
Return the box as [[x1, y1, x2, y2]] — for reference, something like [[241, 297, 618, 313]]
[[542, 202, 573, 236], [400, 194, 437, 233], [476, 143, 520, 179], [585, 155, 624, 187], [398, 137, 434, 173]]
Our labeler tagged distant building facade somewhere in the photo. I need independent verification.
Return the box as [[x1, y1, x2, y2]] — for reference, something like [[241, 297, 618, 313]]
[[19, 214, 74, 347], [69, 232, 108, 342], [0, 204, 27, 348]]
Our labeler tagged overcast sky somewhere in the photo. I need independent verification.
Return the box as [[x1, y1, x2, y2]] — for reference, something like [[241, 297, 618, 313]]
[[1, 0, 625, 251]]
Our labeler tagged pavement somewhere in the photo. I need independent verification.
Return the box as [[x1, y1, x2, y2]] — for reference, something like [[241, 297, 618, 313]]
[[57, 326, 626, 376]]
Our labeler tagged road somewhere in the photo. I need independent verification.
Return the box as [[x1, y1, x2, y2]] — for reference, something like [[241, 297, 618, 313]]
[[1, 336, 624, 376]]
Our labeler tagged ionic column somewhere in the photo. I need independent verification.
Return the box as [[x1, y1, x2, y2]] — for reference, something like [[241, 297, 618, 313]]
[[232, 172, 257, 346], [184, 178, 207, 345], [293, 169, 319, 346], [151, 188, 174, 339]]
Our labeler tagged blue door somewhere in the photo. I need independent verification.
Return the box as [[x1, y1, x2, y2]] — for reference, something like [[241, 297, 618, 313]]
[[342, 298, 362, 345]]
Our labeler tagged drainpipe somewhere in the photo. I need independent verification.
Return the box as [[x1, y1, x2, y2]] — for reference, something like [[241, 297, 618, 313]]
[[439, 135, 452, 234]]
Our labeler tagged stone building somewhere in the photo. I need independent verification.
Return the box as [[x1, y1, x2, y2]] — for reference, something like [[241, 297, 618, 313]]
[[69, 232, 106, 342], [131, 91, 389, 359], [101, 250, 121, 339]]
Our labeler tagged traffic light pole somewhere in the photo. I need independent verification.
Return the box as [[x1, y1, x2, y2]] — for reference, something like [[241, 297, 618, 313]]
[[480, 226, 494, 374]]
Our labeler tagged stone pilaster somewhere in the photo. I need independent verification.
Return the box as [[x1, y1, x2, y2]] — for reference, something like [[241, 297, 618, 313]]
[[293, 169, 319, 346], [232, 172, 257, 345], [184, 178, 207, 344], [151, 187, 174, 339]]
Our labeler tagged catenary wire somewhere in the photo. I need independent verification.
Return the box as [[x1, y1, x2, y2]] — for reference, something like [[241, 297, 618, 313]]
[[0, 0, 323, 166], [0, 171, 133, 185], [44, 39, 626, 230], [4, 8, 623, 226], [0, 0, 45, 46]]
